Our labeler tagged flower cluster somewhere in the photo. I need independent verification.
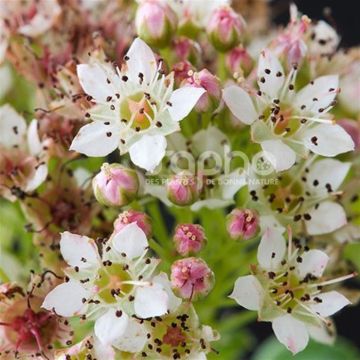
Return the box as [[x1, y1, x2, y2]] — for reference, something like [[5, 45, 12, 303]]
[[0, 0, 359, 359]]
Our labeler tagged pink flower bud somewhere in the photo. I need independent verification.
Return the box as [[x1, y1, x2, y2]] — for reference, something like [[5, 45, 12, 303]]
[[207, 7, 245, 52], [173, 37, 201, 64], [226, 208, 259, 240], [225, 46, 254, 77], [135, 0, 178, 48], [92, 163, 139, 207], [113, 210, 152, 238], [338, 119, 360, 151], [166, 172, 199, 206], [173, 224, 207, 256], [182, 69, 221, 112], [172, 60, 194, 86], [171, 257, 214, 300]]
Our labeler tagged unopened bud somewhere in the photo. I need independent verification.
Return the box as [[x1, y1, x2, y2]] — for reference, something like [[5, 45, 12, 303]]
[[338, 119, 360, 151], [167, 172, 199, 206], [114, 210, 152, 238], [171, 257, 214, 300], [174, 223, 206, 256], [92, 163, 139, 207], [207, 7, 245, 52], [226, 208, 259, 240], [226, 46, 253, 77], [182, 69, 221, 112], [136, 0, 178, 48]]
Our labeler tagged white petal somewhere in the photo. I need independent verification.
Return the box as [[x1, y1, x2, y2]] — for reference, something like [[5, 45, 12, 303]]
[[94, 309, 129, 346], [129, 134, 167, 172], [307, 159, 350, 194], [257, 227, 286, 270], [126, 37, 157, 84], [261, 139, 296, 172], [70, 121, 120, 157], [306, 321, 335, 345], [77, 63, 116, 103], [294, 75, 338, 114], [272, 315, 309, 355], [112, 317, 147, 352], [302, 124, 354, 156], [309, 291, 350, 317], [168, 87, 206, 122], [134, 283, 169, 318], [257, 49, 285, 100], [229, 275, 263, 311], [42, 280, 89, 317], [152, 273, 181, 312], [60, 231, 99, 269], [27, 119, 42, 155], [259, 215, 286, 234], [296, 250, 329, 279], [112, 223, 148, 259], [191, 126, 229, 154], [25, 163, 48, 192], [306, 201, 347, 235], [0, 104, 27, 147], [222, 85, 258, 125]]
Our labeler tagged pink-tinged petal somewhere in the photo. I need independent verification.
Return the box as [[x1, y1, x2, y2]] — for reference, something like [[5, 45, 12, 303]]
[[257, 228, 286, 270], [307, 159, 351, 194], [222, 85, 258, 125], [261, 139, 296, 172], [296, 250, 329, 279], [294, 75, 339, 114], [229, 275, 263, 311], [94, 309, 129, 346], [168, 87, 206, 122], [60, 231, 99, 269], [70, 121, 120, 157], [0, 104, 27, 147], [77, 63, 117, 103], [306, 201, 347, 235], [134, 283, 169, 318], [112, 223, 148, 259], [306, 321, 335, 345], [257, 49, 285, 100], [129, 134, 167, 172], [25, 163, 48, 192], [309, 291, 350, 317], [125, 37, 157, 84], [302, 124, 354, 157], [272, 315, 309, 355], [27, 119, 42, 155], [42, 280, 89, 317], [112, 317, 147, 352]]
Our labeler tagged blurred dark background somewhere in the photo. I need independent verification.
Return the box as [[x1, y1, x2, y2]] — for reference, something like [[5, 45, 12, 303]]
[[245, 0, 360, 357]]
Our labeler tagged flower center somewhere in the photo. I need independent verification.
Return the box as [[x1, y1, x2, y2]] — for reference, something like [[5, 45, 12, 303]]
[[95, 264, 133, 303], [120, 92, 155, 131]]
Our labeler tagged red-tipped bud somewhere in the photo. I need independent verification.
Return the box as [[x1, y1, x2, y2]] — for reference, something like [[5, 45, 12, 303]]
[[173, 223, 206, 256], [171, 257, 214, 300], [92, 163, 139, 207], [226, 208, 259, 240]]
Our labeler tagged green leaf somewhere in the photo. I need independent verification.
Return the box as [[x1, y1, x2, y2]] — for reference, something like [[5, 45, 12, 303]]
[[343, 242, 360, 272]]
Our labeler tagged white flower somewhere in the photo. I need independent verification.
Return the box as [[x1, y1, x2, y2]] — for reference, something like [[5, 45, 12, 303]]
[[249, 157, 350, 235], [42, 223, 181, 352], [0, 104, 48, 200], [223, 49, 354, 171], [230, 227, 354, 354], [70, 37, 205, 172]]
